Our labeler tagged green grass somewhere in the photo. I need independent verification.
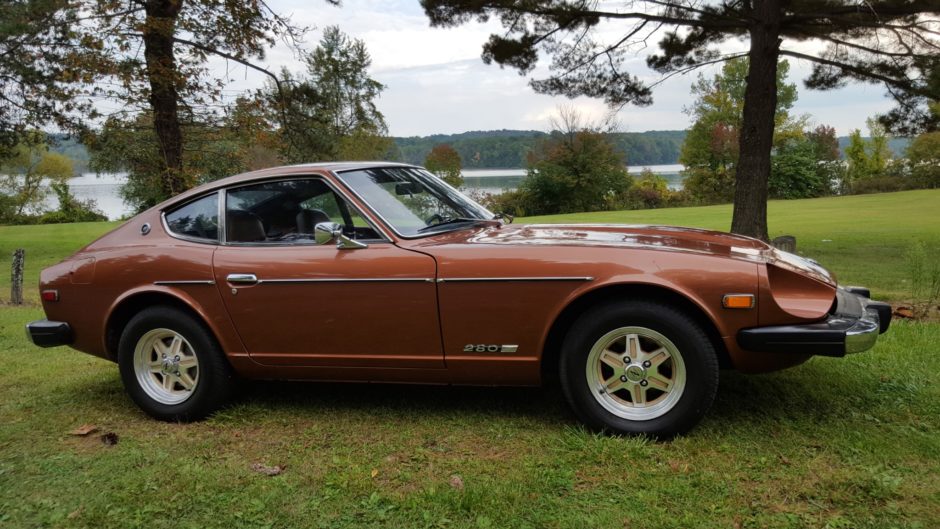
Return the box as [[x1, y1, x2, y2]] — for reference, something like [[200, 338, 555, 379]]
[[522, 189, 940, 301], [1, 190, 939, 527], [1, 306, 938, 528], [0, 221, 118, 303]]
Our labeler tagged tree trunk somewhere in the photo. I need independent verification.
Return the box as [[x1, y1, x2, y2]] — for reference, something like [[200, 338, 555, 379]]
[[142, 0, 186, 199], [731, 0, 782, 242]]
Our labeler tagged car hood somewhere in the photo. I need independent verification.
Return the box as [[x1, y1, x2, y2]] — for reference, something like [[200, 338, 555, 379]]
[[418, 223, 771, 261], [418, 223, 837, 285]]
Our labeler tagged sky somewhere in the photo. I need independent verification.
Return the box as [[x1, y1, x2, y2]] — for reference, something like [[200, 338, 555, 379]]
[[210, 0, 898, 138]]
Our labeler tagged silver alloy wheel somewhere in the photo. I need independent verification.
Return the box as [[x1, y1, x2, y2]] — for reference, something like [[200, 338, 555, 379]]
[[133, 328, 199, 405], [585, 326, 687, 421]]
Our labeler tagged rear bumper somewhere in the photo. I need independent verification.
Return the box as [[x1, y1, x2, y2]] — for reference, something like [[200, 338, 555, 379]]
[[26, 320, 73, 348], [737, 287, 891, 357]]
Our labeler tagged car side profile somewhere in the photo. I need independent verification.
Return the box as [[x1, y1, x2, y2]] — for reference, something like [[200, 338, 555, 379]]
[[27, 163, 891, 437]]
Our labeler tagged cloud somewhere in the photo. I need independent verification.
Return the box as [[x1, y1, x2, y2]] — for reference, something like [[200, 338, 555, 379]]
[[202, 0, 898, 137]]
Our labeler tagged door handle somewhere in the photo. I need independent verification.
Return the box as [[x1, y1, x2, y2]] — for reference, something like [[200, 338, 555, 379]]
[[226, 273, 258, 285]]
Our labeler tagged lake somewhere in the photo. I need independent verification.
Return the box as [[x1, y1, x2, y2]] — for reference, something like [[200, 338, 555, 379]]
[[47, 164, 686, 220], [462, 165, 684, 196]]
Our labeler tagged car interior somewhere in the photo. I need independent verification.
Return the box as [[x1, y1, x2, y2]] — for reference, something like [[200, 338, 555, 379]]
[[163, 178, 385, 245], [224, 178, 384, 244]]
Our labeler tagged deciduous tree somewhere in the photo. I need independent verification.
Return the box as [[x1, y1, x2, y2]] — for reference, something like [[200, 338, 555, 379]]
[[907, 131, 940, 188], [680, 58, 798, 203], [0, 131, 74, 218], [425, 144, 464, 187], [521, 107, 632, 215]]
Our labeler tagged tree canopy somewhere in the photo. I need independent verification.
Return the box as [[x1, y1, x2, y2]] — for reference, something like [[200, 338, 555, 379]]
[[264, 26, 389, 163], [0, 0, 98, 153], [425, 144, 464, 187], [421, 0, 940, 240]]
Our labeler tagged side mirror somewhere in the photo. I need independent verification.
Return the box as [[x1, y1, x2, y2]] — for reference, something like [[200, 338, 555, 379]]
[[314, 222, 367, 249]]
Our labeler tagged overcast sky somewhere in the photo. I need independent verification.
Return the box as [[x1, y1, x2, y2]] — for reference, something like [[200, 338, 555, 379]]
[[212, 0, 897, 137]]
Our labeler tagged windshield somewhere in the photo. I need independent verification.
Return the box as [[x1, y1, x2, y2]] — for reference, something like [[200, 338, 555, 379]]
[[335, 166, 493, 237]]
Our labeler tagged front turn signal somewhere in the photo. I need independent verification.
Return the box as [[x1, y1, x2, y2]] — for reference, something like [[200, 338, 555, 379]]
[[722, 294, 754, 309]]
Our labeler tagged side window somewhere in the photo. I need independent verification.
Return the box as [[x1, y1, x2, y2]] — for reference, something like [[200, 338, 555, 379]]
[[225, 178, 381, 244], [164, 194, 219, 242]]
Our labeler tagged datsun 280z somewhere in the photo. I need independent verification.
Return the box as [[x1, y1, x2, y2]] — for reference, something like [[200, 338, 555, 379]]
[[27, 163, 891, 437]]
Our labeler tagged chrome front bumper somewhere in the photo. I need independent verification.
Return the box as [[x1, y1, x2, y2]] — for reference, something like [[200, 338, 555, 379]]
[[737, 287, 891, 357]]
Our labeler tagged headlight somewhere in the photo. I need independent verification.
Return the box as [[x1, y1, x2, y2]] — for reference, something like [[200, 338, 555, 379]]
[[770, 249, 836, 286]]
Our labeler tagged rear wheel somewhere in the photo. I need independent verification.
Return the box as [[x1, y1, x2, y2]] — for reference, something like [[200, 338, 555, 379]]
[[559, 300, 719, 438], [118, 306, 234, 421]]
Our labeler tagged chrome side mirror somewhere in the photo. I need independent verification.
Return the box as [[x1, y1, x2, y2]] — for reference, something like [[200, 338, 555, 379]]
[[314, 222, 367, 249]]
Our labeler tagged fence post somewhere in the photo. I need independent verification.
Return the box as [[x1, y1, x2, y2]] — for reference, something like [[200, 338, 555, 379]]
[[11, 248, 24, 305]]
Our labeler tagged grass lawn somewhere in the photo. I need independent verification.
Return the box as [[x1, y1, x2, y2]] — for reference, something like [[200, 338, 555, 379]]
[[0, 221, 118, 303], [1, 190, 939, 528]]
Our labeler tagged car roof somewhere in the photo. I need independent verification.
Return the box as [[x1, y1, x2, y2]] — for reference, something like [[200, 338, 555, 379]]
[[156, 161, 419, 212]]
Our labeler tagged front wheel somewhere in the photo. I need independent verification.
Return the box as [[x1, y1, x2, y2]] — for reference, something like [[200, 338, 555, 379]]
[[118, 306, 235, 421], [559, 300, 719, 438]]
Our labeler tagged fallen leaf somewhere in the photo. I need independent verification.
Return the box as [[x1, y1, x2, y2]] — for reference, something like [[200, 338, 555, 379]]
[[251, 463, 284, 476], [893, 307, 914, 319], [449, 474, 464, 490], [68, 424, 98, 437], [100, 432, 119, 446], [371, 468, 379, 478]]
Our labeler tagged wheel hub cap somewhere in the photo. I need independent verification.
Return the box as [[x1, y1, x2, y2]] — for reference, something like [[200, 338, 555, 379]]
[[160, 357, 178, 375], [585, 326, 687, 421], [625, 364, 646, 382]]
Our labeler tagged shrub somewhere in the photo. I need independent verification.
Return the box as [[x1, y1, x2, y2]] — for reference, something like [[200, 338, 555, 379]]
[[626, 170, 685, 209], [522, 129, 633, 216]]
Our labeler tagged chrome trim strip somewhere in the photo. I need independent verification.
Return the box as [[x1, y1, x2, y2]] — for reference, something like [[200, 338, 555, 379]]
[[159, 190, 224, 246], [153, 280, 217, 286], [437, 276, 594, 283], [256, 277, 435, 284], [218, 188, 227, 244]]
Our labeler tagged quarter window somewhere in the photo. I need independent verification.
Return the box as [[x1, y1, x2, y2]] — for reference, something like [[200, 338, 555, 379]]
[[164, 194, 219, 242]]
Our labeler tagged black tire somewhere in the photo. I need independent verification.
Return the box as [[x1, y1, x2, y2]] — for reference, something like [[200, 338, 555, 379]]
[[559, 300, 719, 439], [118, 306, 235, 421]]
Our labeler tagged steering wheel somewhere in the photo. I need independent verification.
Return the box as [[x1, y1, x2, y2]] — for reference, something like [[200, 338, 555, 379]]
[[425, 213, 446, 226]]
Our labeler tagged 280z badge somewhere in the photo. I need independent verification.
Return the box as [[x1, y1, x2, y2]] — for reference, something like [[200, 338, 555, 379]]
[[462, 344, 519, 353]]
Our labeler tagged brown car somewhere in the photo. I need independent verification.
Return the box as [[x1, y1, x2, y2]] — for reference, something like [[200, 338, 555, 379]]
[[27, 163, 891, 437]]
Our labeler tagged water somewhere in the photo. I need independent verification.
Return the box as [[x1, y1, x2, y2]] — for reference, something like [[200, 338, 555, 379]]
[[461, 164, 685, 196], [38, 164, 686, 221]]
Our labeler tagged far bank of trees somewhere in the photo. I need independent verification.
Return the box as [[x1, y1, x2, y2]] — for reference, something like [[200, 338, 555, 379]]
[[480, 58, 936, 219]]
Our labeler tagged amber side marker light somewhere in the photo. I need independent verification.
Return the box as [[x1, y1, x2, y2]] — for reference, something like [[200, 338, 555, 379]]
[[41, 290, 59, 302], [722, 294, 754, 309]]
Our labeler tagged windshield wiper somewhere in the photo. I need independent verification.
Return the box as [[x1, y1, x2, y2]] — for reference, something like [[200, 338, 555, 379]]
[[416, 217, 486, 233]]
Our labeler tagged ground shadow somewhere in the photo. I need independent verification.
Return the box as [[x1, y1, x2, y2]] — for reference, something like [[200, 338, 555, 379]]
[[58, 359, 872, 434]]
